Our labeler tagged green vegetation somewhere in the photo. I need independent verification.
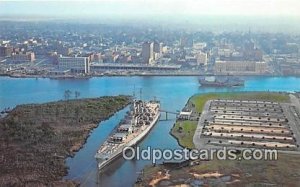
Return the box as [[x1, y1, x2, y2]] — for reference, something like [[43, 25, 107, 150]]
[[190, 92, 290, 113], [171, 120, 197, 149], [0, 95, 130, 186], [137, 153, 300, 186], [170, 92, 290, 149]]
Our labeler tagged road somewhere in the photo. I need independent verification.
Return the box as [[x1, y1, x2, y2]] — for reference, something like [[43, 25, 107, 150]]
[[290, 94, 300, 114], [280, 94, 300, 151], [193, 100, 211, 150]]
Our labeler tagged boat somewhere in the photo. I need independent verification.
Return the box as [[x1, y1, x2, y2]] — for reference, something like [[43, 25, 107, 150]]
[[95, 99, 160, 170], [199, 76, 244, 87]]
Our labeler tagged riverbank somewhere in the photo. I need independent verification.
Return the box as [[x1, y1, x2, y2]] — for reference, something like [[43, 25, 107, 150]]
[[0, 96, 131, 186], [170, 120, 198, 149], [0, 71, 203, 78], [3, 72, 299, 79], [136, 92, 300, 186]]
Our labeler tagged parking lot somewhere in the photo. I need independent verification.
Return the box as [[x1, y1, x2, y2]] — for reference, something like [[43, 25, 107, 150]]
[[194, 99, 300, 152]]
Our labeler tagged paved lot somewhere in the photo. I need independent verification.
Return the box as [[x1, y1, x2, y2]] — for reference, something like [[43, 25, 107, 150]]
[[193, 98, 300, 152]]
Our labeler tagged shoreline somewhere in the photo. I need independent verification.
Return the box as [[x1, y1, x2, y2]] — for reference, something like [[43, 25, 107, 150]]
[[2, 73, 300, 79], [169, 96, 196, 150], [65, 103, 130, 158], [0, 96, 131, 186]]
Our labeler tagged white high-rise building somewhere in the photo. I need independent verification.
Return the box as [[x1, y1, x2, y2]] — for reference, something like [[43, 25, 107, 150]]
[[58, 56, 90, 74]]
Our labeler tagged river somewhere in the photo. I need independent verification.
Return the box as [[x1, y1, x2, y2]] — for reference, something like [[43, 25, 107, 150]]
[[0, 76, 300, 186]]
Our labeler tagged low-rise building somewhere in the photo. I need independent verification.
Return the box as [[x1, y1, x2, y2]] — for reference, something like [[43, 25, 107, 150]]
[[196, 51, 208, 66], [179, 110, 192, 120], [0, 46, 13, 57], [11, 52, 35, 63]]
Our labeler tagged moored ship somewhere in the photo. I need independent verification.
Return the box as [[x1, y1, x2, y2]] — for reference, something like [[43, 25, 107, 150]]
[[95, 100, 160, 170], [199, 76, 244, 87]]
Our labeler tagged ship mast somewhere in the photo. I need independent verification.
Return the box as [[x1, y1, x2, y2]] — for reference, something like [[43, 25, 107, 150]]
[[139, 88, 143, 100], [133, 84, 136, 99]]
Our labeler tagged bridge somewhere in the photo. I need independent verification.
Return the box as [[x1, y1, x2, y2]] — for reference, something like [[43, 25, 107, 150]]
[[159, 109, 180, 120], [159, 109, 200, 121]]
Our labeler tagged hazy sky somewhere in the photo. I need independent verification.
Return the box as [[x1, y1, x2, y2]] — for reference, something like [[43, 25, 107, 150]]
[[1, 0, 300, 18]]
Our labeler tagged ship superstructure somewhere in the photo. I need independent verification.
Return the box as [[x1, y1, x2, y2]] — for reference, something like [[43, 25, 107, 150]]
[[95, 100, 160, 170]]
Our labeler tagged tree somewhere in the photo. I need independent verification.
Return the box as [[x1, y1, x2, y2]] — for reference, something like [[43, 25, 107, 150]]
[[178, 126, 183, 133], [75, 91, 81, 99], [64, 90, 72, 100]]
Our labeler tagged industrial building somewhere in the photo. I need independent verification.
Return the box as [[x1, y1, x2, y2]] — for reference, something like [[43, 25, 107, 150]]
[[214, 60, 267, 75]]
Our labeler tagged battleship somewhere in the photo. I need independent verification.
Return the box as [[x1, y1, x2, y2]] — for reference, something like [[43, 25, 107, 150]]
[[199, 76, 244, 87], [95, 99, 160, 170]]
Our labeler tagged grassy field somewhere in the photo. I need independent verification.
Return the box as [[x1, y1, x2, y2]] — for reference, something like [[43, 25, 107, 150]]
[[0, 96, 130, 186], [171, 120, 198, 149], [190, 92, 290, 113]]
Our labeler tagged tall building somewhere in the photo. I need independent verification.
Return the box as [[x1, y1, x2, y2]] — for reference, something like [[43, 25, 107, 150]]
[[153, 42, 160, 53], [142, 42, 154, 64], [151, 42, 163, 61], [0, 46, 13, 57], [159, 43, 164, 54], [58, 56, 90, 74]]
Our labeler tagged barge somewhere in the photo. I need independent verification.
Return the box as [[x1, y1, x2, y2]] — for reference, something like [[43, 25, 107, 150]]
[[199, 76, 244, 87]]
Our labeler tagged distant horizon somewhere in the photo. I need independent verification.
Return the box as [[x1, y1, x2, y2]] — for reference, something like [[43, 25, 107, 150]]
[[1, 15, 300, 34], [1, 0, 300, 17], [1, 0, 300, 33]]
